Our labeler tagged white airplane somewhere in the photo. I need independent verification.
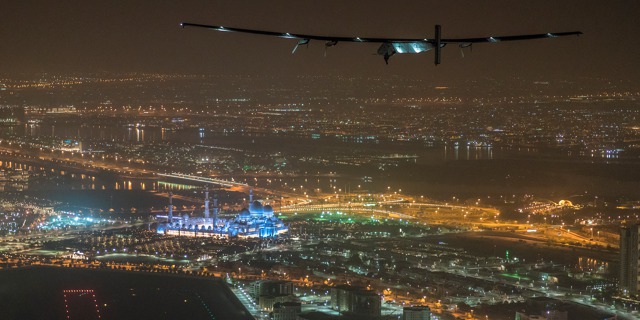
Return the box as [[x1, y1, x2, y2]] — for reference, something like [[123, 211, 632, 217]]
[[180, 23, 581, 65]]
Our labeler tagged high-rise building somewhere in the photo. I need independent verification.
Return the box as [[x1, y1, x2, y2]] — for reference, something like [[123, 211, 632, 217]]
[[402, 306, 431, 320], [620, 224, 640, 295]]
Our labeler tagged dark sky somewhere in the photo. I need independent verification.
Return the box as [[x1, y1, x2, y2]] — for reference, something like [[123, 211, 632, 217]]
[[1, 0, 639, 83]]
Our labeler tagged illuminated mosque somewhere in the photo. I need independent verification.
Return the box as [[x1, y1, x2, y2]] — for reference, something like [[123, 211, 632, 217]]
[[156, 187, 288, 238]]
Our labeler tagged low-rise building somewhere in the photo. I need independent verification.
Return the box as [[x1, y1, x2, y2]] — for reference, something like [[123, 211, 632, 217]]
[[272, 301, 301, 320], [330, 285, 381, 318], [402, 306, 431, 320]]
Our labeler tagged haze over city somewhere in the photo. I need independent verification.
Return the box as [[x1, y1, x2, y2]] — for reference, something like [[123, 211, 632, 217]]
[[2, 0, 639, 81], [0, 1, 639, 320]]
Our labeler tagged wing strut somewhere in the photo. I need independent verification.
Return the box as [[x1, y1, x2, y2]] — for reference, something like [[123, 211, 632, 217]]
[[292, 39, 310, 54]]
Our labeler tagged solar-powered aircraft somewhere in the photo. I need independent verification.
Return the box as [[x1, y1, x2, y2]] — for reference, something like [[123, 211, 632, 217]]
[[180, 23, 581, 65]]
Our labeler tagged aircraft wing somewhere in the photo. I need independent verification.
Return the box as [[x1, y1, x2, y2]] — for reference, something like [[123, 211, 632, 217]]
[[180, 22, 422, 42], [441, 31, 582, 44], [180, 22, 581, 65]]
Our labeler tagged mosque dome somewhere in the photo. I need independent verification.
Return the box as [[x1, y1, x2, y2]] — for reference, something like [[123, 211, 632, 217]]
[[239, 208, 251, 218], [250, 201, 264, 214], [158, 189, 289, 238]]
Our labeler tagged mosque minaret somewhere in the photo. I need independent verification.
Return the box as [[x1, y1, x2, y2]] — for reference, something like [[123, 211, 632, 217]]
[[203, 186, 210, 219]]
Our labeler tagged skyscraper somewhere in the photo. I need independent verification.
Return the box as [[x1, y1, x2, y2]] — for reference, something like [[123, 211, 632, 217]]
[[620, 225, 640, 295]]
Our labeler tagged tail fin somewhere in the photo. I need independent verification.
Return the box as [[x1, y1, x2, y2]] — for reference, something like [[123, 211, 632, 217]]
[[435, 25, 442, 65]]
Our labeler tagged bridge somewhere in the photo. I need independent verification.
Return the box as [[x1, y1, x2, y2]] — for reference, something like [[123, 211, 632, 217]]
[[157, 173, 248, 188]]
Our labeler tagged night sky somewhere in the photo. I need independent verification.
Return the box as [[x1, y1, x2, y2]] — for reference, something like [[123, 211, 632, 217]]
[[2, 0, 639, 82]]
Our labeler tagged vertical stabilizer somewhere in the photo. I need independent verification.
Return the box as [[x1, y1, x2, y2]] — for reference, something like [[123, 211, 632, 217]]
[[435, 25, 442, 65]]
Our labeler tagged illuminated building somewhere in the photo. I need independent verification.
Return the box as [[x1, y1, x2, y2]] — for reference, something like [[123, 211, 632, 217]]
[[258, 295, 295, 312], [620, 224, 640, 295], [249, 280, 294, 299], [0, 105, 25, 123], [157, 188, 288, 238], [60, 139, 83, 152]]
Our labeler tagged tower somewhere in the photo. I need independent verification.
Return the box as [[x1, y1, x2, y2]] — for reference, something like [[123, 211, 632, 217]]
[[249, 189, 254, 203], [168, 192, 173, 223], [204, 185, 210, 219], [213, 193, 218, 231], [620, 224, 640, 295]]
